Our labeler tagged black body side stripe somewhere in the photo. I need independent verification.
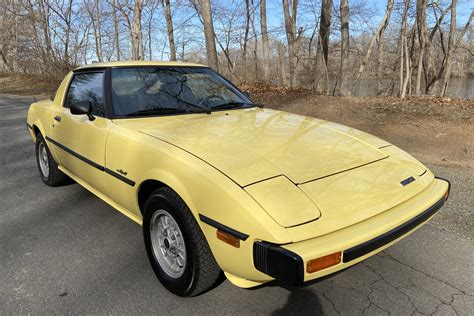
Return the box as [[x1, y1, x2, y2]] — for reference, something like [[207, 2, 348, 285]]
[[45, 136, 135, 186], [27, 123, 33, 130], [46, 136, 104, 171], [199, 214, 249, 241]]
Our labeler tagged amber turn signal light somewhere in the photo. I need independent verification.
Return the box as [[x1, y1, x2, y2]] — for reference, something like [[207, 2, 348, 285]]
[[216, 230, 240, 248], [306, 252, 342, 273], [443, 189, 449, 201]]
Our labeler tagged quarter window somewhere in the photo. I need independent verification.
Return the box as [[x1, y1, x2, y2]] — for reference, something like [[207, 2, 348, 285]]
[[65, 72, 106, 117]]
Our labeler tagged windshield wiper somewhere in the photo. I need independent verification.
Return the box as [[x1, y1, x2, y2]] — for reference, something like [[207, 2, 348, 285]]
[[211, 102, 254, 110], [126, 107, 187, 117]]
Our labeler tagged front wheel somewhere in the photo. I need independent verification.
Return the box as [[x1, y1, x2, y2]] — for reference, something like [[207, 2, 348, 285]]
[[35, 134, 70, 186], [143, 187, 221, 297]]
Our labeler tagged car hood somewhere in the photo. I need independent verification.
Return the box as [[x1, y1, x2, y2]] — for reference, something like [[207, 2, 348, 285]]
[[127, 108, 388, 187]]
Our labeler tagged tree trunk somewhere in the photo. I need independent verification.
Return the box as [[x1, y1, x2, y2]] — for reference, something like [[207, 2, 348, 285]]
[[242, 0, 250, 81], [112, 0, 121, 60], [147, 3, 155, 60], [400, 0, 410, 99], [278, 43, 288, 86], [425, 3, 451, 93], [337, 0, 349, 96], [0, 2, 9, 71], [415, 0, 427, 95], [376, 37, 384, 95], [351, 0, 393, 94], [250, 0, 258, 81], [260, 0, 270, 82], [199, 0, 219, 71], [163, 0, 176, 61], [94, 0, 103, 61], [401, 30, 411, 99], [399, 32, 404, 97], [63, 0, 73, 67], [313, 0, 332, 93], [131, 0, 144, 60], [282, 0, 298, 88], [440, 0, 456, 96]]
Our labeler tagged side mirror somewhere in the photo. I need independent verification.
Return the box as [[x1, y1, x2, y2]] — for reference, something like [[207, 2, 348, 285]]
[[243, 91, 252, 101], [70, 101, 95, 121]]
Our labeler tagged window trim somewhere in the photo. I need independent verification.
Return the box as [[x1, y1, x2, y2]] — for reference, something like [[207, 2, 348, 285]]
[[63, 69, 110, 119]]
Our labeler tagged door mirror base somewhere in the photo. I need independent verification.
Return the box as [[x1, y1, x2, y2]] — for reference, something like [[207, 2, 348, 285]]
[[70, 101, 95, 121]]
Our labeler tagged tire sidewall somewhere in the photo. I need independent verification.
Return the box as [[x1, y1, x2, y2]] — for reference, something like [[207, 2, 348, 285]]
[[35, 135, 50, 183], [143, 190, 197, 296]]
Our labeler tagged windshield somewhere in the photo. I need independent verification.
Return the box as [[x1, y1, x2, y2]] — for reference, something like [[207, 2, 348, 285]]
[[111, 67, 253, 117]]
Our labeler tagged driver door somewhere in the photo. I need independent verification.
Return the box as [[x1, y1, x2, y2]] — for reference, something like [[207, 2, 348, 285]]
[[50, 70, 111, 194]]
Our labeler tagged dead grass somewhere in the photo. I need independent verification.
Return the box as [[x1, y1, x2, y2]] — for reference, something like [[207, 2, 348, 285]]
[[0, 73, 60, 97]]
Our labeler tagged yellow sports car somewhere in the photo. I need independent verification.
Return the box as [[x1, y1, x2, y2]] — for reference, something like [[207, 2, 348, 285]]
[[27, 61, 450, 297]]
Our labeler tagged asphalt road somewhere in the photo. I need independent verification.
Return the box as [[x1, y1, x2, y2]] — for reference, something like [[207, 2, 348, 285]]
[[1, 94, 473, 315]]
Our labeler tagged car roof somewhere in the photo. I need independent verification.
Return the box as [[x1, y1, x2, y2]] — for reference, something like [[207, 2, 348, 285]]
[[74, 60, 208, 71]]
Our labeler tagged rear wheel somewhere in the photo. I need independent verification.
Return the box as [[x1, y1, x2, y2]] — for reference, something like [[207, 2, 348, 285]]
[[35, 134, 70, 186], [143, 187, 220, 296]]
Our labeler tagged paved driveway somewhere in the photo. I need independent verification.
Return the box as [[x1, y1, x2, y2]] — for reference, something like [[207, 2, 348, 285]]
[[0, 94, 472, 315]]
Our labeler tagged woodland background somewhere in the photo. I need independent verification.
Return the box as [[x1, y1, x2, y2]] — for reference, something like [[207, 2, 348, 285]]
[[0, 0, 473, 98]]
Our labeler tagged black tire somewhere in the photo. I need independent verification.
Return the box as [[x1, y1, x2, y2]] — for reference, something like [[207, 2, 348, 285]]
[[35, 134, 71, 186], [143, 187, 221, 297]]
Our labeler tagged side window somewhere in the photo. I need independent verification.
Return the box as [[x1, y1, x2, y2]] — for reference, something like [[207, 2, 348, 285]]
[[65, 72, 106, 117]]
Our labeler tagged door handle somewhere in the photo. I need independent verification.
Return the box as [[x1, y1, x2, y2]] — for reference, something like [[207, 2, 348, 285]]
[[54, 116, 61, 122]]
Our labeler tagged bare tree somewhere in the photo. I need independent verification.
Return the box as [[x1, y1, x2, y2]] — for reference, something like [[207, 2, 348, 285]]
[[278, 42, 288, 86], [415, 0, 427, 95], [250, 0, 258, 81], [440, 0, 457, 96], [1, 0, 472, 99], [131, 0, 144, 60], [351, 0, 394, 94], [400, 0, 410, 99], [313, 0, 332, 94], [337, 0, 349, 96], [424, 2, 451, 93], [112, 0, 121, 60], [85, 0, 103, 62], [199, 0, 219, 70], [282, 0, 298, 88], [260, 0, 270, 82], [163, 0, 176, 61], [242, 0, 250, 81], [115, 0, 144, 60]]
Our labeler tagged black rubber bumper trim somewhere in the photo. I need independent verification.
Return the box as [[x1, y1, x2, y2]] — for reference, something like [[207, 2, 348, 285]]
[[435, 176, 451, 200], [343, 195, 445, 263], [26, 123, 33, 130], [253, 241, 304, 286], [45, 136, 135, 186], [198, 214, 249, 241]]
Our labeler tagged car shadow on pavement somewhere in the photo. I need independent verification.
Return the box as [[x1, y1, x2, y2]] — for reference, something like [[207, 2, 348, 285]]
[[271, 288, 323, 315]]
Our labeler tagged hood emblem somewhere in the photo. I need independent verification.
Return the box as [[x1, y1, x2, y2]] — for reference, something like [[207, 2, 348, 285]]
[[400, 176, 415, 186]]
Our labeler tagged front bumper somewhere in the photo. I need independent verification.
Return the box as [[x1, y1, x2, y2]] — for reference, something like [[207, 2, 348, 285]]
[[253, 177, 450, 285]]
